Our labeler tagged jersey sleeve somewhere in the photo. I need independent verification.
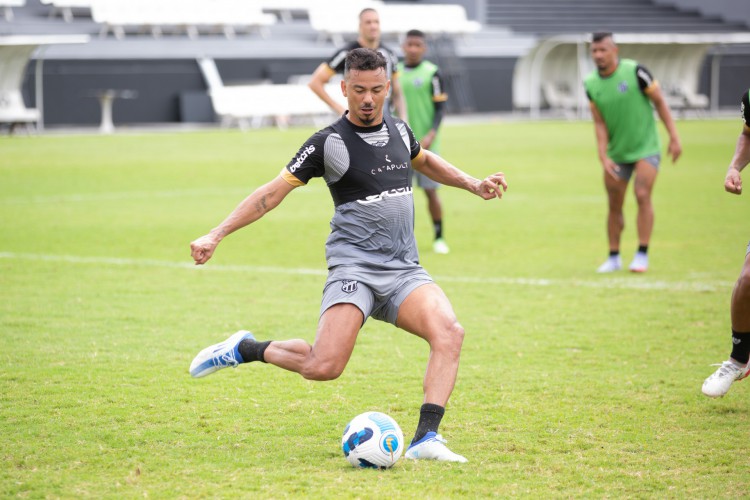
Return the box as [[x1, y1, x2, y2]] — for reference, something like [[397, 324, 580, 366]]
[[326, 47, 349, 74], [431, 70, 448, 102], [282, 131, 328, 186], [636, 64, 657, 94], [401, 120, 422, 159], [742, 89, 750, 128]]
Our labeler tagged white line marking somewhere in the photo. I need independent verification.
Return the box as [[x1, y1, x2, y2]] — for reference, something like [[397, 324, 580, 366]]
[[0, 252, 732, 292], [1, 186, 324, 205]]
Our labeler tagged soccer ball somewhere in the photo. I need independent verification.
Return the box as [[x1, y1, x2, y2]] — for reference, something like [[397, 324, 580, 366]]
[[341, 411, 404, 469]]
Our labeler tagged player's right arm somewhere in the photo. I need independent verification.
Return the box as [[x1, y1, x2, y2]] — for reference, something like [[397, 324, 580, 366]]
[[191, 132, 327, 265], [589, 100, 619, 180], [190, 176, 298, 265], [724, 89, 750, 195], [308, 62, 346, 115]]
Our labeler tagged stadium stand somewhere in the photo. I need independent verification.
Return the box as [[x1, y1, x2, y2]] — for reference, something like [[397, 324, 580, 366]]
[[485, 0, 749, 35], [1, 0, 24, 21], [91, 0, 277, 40], [197, 57, 344, 129], [1, 0, 749, 128]]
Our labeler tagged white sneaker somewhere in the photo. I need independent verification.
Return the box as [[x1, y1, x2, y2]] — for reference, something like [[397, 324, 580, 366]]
[[404, 432, 467, 463], [702, 360, 750, 398], [629, 252, 648, 273], [596, 255, 622, 273], [433, 238, 450, 254], [189, 330, 255, 378]]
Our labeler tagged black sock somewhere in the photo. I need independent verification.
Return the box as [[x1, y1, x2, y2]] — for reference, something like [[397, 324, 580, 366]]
[[731, 330, 750, 364], [412, 403, 445, 443], [434, 220, 443, 240], [609, 250, 620, 257], [238, 339, 272, 363], [638, 245, 648, 254]]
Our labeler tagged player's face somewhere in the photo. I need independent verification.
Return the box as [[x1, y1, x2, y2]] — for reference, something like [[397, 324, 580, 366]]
[[342, 68, 390, 127], [402, 36, 426, 66], [590, 38, 618, 74], [359, 11, 380, 44]]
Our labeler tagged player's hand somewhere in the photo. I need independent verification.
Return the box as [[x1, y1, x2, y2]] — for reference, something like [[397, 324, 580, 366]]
[[420, 131, 435, 150], [190, 234, 220, 265], [602, 158, 620, 180], [668, 137, 682, 163], [476, 172, 507, 200], [725, 168, 743, 195]]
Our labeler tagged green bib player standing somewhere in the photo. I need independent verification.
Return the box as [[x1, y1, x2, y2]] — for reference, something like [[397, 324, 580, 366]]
[[584, 32, 682, 273], [398, 29, 450, 254]]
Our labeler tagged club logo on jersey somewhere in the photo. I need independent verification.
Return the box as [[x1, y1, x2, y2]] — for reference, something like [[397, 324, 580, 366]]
[[341, 280, 358, 293], [618, 81, 629, 93], [289, 144, 315, 173], [413, 77, 424, 88]]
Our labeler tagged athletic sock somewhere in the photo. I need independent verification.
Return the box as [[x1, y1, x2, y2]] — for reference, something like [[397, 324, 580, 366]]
[[238, 339, 272, 363], [412, 403, 445, 444], [730, 330, 750, 365], [434, 220, 443, 240], [637, 245, 648, 254], [609, 250, 620, 258]]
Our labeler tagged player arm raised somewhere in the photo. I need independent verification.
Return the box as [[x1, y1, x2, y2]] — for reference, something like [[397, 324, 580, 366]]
[[589, 101, 619, 180], [645, 84, 682, 163], [412, 149, 507, 200], [725, 125, 750, 195], [308, 62, 346, 116], [190, 175, 297, 265]]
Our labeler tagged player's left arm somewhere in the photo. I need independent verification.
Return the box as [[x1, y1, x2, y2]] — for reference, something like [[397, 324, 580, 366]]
[[639, 64, 682, 163], [390, 70, 408, 123], [725, 90, 750, 195], [421, 70, 448, 150], [412, 149, 507, 200]]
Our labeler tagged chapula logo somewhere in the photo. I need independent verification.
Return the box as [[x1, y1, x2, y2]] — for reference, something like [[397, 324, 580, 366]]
[[290, 145, 315, 172]]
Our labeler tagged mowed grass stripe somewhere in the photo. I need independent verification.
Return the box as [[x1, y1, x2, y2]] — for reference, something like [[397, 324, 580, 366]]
[[0, 251, 733, 292]]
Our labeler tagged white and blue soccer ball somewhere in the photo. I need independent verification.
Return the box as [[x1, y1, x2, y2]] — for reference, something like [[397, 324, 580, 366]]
[[341, 411, 404, 469]]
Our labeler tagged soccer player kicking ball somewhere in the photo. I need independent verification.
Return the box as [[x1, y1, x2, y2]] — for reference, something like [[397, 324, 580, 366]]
[[189, 48, 508, 462], [702, 88, 750, 398]]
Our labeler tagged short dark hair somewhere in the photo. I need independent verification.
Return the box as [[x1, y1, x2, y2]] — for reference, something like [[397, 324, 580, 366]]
[[344, 48, 388, 76], [591, 32, 613, 43], [406, 29, 425, 39], [359, 7, 377, 19]]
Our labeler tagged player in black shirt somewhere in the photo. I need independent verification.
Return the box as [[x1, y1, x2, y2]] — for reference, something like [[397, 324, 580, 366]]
[[307, 7, 407, 120], [702, 89, 750, 397]]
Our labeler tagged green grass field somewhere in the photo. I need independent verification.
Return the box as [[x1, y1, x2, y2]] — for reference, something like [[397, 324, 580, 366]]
[[1, 118, 748, 498]]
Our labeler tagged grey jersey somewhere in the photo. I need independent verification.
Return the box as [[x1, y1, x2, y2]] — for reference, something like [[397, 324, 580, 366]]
[[283, 114, 422, 270]]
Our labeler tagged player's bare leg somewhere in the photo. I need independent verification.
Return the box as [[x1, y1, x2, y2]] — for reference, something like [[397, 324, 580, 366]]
[[424, 188, 449, 254], [703, 252, 750, 397], [189, 303, 362, 380], [629, 159, 657, 272], [597, 173, 627, 272], [396, 283, 467, 462], [263, 303, 363, 380]]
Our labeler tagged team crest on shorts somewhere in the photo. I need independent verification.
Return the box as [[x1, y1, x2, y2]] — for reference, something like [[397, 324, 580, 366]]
[[341, 280, 358, 293]]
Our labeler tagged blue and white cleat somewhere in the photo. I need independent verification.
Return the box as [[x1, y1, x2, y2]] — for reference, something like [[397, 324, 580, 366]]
[[189, 330, 254, 378], [404, 432, 468, 463]]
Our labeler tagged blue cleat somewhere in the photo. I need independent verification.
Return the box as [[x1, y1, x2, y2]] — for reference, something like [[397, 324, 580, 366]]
[[404, 431, 468, 463], [189, 330, 255, 378]]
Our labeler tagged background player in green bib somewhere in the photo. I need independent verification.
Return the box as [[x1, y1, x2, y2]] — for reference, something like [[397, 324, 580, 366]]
[[584, 32, 682, 273], [702, 88, 750, 398], [399, 29, 450, 254]]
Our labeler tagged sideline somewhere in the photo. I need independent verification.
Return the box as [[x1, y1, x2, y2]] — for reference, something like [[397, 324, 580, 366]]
[[0, 251, 732, 293]]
